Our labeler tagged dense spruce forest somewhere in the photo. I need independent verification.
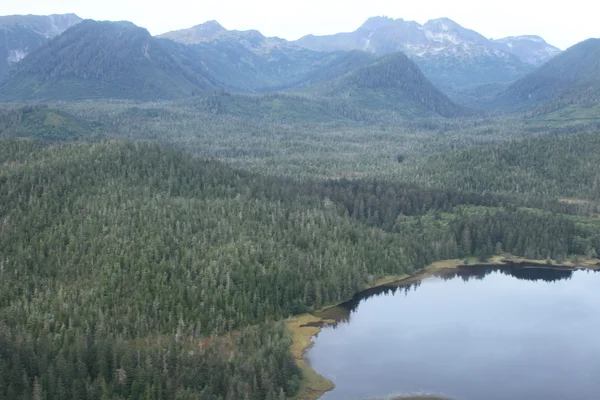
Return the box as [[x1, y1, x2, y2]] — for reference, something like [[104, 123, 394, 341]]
[[1, 11, 600, 400], [1, 137, 600, 399], [401, 131, 600, 202]]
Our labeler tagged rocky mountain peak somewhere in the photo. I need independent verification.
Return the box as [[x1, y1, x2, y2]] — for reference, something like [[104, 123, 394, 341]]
[[158, 20, 227, 44], [46, 13, 82, 36], [424, 18, 461, 31], [193, 20, 226, 35], [159, 22, 295, 55], [360, 16, 398, 31], [493, 35, 562, 65], [294, 16, 560, 67]]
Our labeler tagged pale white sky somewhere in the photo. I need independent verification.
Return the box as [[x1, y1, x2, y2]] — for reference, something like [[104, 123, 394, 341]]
[[1, 0, 598, 49]]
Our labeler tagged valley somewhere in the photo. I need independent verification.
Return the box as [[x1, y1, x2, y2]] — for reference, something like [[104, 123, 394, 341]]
[[0, 9, 599, 400]]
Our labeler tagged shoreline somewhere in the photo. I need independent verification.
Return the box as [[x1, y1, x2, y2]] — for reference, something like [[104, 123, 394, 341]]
[[287, 255, 599, 400], [286, 314, 336, 400]]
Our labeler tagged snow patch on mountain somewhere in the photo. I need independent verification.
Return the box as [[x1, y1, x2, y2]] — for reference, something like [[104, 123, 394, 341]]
[[425, 31, 460, 45], [294, 17, 561, 66], [493, 35, 561, 65], [7, 49, 27, 64]]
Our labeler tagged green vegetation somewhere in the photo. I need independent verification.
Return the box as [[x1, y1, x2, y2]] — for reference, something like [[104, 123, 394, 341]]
[[445, 81, 511, 108], [2, 137, 600, 399], [0, 20, 469, 118], [1, 19, 600, 400], [401, 131, 600, 203], [286, 314, 335, 400], [0, 20, 215, 101], [39, 98, 597, 182], [186, 43, 376, 94], [0, 105, 95, 141], [305, 52, 471, 118]]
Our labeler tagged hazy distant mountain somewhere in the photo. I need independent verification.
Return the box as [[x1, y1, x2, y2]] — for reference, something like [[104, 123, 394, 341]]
[[158, 20, 227, 43], [158, 21, 380, 93], [493, 35, 562, 65], [0, 19, 376, 101], [0, 13, 81, 80], [185, 41, 377, 93], [294, 17, 560, 91], [295, 16, 560, 65], [159, 20, 299, 56], [0, 20, 216, 101], [0, 16, 480, 116], [490, 38, 600, 114], [0, 14, 81, 37]]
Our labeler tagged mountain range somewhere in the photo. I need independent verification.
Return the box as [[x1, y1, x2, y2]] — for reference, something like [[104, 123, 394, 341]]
[[295, 17, 560, 65], [158, 20, 291, 52], [1, 13, 599, 118], [160, 17, 562, 93], [294, 17, 561, 92], [0, 19, 469, 118]]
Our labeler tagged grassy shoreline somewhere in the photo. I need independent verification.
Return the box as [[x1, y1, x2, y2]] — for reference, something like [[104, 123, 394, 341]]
[[287, 255, 599, 400], [286, 314, 336, 400]]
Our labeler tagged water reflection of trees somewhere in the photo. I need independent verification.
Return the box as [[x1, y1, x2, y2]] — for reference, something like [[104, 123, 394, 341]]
[[326, 281, 422, 326], [327, 265, 596, 327], [441, 264, 576, 283]]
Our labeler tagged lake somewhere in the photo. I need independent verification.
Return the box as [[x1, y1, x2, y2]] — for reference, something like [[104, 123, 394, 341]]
[[306, 265, 600, 400]]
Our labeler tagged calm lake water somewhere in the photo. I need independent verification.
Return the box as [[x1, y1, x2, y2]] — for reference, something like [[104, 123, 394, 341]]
[[307, 266, 600, 400]]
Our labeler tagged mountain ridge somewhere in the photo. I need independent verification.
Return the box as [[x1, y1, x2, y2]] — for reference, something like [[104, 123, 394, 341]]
[[0, 20, 215, 101], [293, 16, 561, 66], [0, 19, 467, 119], [160, 16, 559, 94], [0, 13, 82, 80], [488, 38, 600, 114], [291, 16, 560, 94], [0, 13, 81, 37], [3, 14, 589, 117], [158, 20, 298, 56]]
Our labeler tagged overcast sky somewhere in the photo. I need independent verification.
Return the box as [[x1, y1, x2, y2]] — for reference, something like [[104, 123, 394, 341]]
[[2, 0, 598, 49]]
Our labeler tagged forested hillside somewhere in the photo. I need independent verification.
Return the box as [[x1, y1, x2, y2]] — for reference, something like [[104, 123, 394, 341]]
[[489, 39, 600, 114], [308, 52, 471, 118], [0, 20, 215, 101], [183, 42, 376, 93], [1, 139, 600, 399], [0, 105, 95, 141]]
